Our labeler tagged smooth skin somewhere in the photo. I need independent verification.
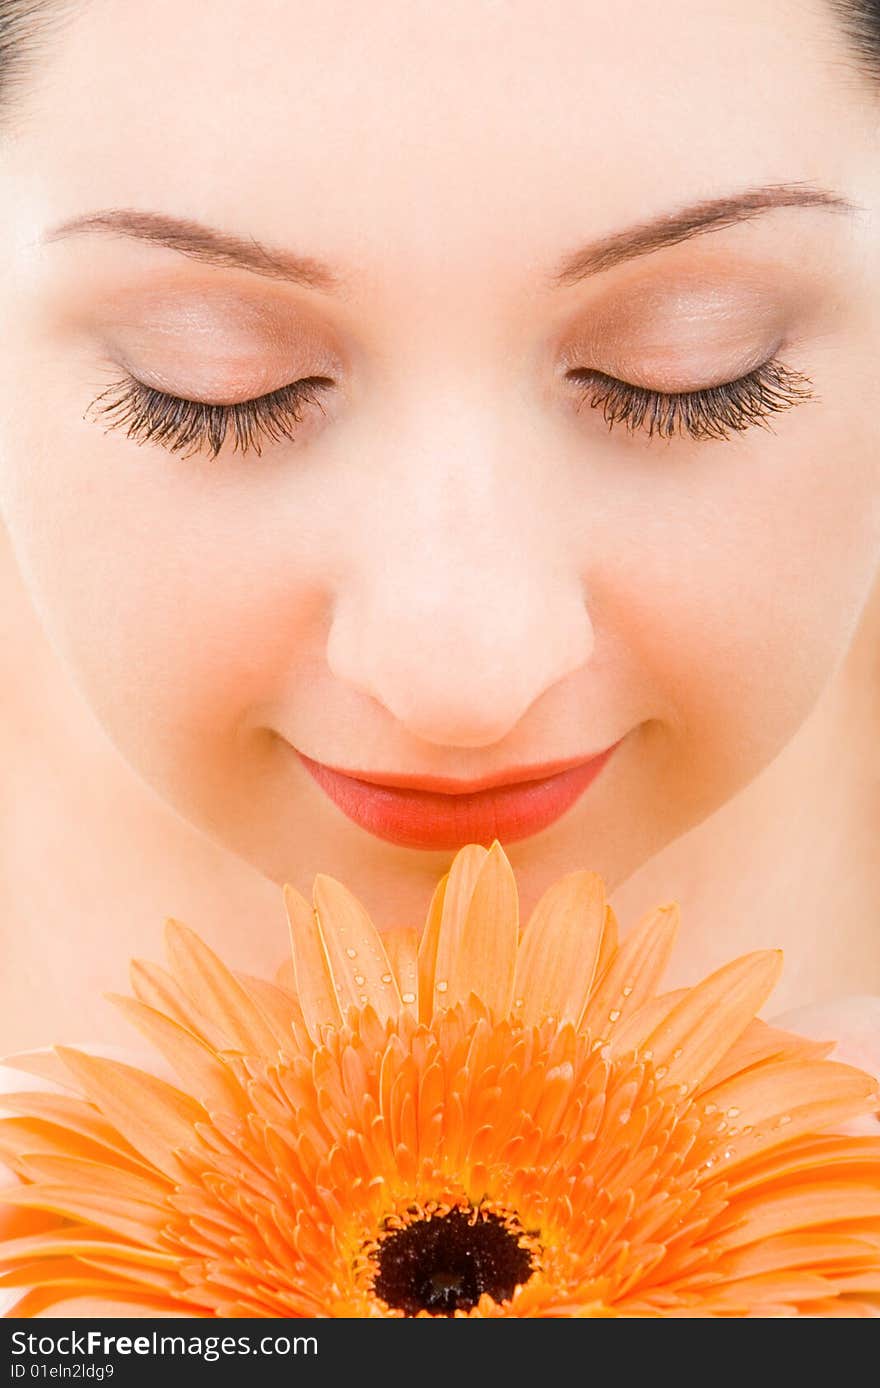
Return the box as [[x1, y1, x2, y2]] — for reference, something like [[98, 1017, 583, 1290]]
[[0, 0, 877, 1084]]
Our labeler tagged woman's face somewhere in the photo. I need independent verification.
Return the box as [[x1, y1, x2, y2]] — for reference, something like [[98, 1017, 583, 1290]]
[[1, 0, 879, 921]]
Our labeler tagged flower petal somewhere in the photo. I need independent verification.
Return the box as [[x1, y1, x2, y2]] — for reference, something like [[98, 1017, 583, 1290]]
[[0, 1119, 146, 1175], [643, 951, 784, 1091], [713, 1181, 880, 1249], [13, 1154, 168, 1205], [312, 875, 403, 1025], [581, 903, 679, 1037], [596, 904, 619, 979], [2, 848, 878, 1320], [514, 871, 607, 1026], [606, 989, 689, 1059], [10, 1288, 186, 1316], [106, 996, 249, 1119], [696, 1059, 879, 1169], [234, 974, 309, 1053], [283, 883, 342, 1041], [163, 921, 281, 1058], [53, 1050, 206, 1181], [0, 1182, 170, 1246], [0, 1093, 152, 1171], [0, 1052, 80, 1092], [275, 957, 297, 993], [698, 1017, 833, 1092], [381, 927, 420, 1015], [718, 1229, 880, 1280], [417, 871, 449, 1023], [426, 845, 491, 1018], [0, 1230, 176, 1267], [129, 961, 227, 1050], [446, 841, 519, 1019]]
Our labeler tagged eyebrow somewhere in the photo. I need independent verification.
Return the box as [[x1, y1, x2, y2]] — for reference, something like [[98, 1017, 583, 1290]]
[[549, 183, 857, 285], [41, 208, 343, 292], [41, 183, 857, 295]]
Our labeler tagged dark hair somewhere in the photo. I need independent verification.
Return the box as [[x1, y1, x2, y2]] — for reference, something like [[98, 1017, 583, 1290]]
[[832, 1, 880, 78], [0, 1, 80, 133]]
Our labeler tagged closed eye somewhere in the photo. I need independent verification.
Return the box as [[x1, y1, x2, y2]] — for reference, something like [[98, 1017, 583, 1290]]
[[84, 372, 335, 460], [566, 357, 815, 442]]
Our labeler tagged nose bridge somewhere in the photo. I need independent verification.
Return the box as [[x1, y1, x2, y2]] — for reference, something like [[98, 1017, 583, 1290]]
[[382, 387, 523, 572], [325, 395, 594, 748]]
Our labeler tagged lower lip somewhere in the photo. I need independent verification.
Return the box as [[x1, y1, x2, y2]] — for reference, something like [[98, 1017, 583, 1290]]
[[295, 746, 618, 851]]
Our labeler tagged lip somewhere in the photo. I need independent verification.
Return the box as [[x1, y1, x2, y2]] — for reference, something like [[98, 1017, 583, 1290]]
[[294, 743, 620, 851]]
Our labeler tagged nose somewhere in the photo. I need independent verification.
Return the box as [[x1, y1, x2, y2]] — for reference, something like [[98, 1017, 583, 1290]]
[[325, 421, 594, 749]]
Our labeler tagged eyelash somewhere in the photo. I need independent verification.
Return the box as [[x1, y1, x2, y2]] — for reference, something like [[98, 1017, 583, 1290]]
[[84, 373, 334, 461], [567, 358, 815, 442], [86, 354, 814, 461]]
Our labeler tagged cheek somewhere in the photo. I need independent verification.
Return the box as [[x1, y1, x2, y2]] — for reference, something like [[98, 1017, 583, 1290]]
[[0, 404, 332, 818], [591, 429, 880, 807]]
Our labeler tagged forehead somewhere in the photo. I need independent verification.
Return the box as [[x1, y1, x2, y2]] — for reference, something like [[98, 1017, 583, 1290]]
[[6, 0, 868, 278]]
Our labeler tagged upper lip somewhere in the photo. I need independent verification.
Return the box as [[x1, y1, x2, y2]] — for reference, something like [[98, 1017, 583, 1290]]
[[295, 748, 612, 795]]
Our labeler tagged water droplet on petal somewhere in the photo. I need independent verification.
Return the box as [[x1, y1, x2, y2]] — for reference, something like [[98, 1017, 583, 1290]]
[[671, 1048, 683, 1061], [654, 1065, 668, 1080], [703, 1103, 718, 1116], [622, 985, 633, 998], [381, 972, 393, 984], [345, 948, 358, 959], [608, 1009, 621, 1023], [513, 998, 525, 1009], [726, 1107, 741, 1119], [401, 992, 416, 1005], [359, 994, 368, 1005], [437, 980, 448, 994]]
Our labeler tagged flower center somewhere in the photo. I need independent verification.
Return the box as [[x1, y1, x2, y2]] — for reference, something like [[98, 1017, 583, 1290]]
[[369, 1202, 538, 1316]]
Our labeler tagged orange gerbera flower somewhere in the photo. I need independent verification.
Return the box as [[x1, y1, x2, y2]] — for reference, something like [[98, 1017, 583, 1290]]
[[1, 841, 879, 1318]]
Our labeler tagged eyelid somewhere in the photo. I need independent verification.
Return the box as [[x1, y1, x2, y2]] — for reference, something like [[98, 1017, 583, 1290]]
[[556, 262, 808, 360], [566, 357, 815, 443], [560, 326, 785, 394]]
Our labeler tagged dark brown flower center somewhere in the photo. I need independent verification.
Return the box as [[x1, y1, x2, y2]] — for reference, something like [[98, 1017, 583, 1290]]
[[371, 1204, 537, 1316]]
